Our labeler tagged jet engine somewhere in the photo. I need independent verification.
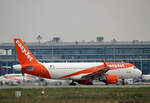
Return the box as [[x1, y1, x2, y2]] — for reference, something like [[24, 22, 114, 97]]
[[100, 74, 118, 84]]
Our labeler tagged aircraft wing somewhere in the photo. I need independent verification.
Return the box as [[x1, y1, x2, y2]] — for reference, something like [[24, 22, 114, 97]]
[[82, 58, 110, 80]]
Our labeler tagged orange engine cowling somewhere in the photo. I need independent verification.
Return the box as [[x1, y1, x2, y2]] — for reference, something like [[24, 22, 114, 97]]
[[104, 75, 118, 84]]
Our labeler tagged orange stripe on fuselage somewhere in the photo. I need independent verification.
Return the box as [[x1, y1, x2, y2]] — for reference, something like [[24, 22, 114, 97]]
[[60, 62, 134, 79], [60, 65, 105, 79]]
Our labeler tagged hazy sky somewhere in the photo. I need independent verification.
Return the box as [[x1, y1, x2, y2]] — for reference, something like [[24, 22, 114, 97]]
[[0, 0, 150, 43]]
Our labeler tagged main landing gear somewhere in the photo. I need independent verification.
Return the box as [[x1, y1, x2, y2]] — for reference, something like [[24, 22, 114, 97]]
[[121, 79, 125, 85], [69, 80, 76, 86], [69, 80, 94, 85]]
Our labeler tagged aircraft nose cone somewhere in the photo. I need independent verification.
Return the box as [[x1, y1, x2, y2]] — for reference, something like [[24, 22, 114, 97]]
[[137, 69, 142, 78]]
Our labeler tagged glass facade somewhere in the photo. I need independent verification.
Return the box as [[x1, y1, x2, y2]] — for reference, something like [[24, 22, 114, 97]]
[[0, 41, 150, 75]]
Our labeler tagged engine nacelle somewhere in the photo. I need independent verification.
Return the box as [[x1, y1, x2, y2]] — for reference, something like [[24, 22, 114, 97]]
[[103, 75, 118, 84]]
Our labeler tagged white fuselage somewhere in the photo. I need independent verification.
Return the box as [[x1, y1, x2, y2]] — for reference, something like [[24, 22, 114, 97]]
[[41, 62, 142, 80]]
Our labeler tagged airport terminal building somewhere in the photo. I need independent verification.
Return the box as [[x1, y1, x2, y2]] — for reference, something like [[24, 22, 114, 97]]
[[0, 37, 150, 75]]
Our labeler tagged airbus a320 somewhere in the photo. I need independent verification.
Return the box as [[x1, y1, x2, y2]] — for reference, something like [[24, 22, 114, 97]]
[[13, 38, 142, 85]]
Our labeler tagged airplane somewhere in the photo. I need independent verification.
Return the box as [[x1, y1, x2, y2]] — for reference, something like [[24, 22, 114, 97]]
[[12, 38, 142, 85], [142, 74, 150, 81], [0, 73, 25, 85], [0, 73, 38, 85]]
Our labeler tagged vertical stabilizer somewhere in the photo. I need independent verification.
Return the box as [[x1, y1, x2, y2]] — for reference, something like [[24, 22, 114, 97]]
[[14, 38, 38, 65]]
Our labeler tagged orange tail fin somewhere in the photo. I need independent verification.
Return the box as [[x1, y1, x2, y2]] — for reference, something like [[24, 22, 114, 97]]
[[14, 38, 38, 65]]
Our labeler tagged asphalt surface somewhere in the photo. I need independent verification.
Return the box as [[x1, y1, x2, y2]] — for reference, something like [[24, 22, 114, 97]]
[[0, 83, 150, 89]]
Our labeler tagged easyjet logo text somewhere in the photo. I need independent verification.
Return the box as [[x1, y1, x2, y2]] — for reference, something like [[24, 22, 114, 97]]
[[16, 40, 33, 61], [109, 64, 125, 68]]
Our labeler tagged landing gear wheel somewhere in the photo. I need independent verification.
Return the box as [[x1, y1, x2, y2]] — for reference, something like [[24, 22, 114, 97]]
[[87, 82, 93, 85], [69, 81, 76, 86], [105, 83, 108, 85], [122, 79, 125, 85]]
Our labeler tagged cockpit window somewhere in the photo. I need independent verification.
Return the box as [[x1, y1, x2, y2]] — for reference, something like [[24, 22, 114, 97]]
[[133, 66, 137, 69]]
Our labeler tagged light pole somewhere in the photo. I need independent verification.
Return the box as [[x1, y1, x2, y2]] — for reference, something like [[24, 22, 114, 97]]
[[36, 35, 42, 44]]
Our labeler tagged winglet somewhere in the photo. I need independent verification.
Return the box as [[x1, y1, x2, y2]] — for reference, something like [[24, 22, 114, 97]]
[[101, 58, 107, 67]]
